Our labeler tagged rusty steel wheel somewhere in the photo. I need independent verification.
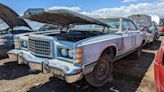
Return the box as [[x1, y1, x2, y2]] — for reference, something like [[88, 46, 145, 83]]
[[85, 49, 113, 87]]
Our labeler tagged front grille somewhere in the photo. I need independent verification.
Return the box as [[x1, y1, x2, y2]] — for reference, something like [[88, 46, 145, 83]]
[[29, 37, 53, 58]]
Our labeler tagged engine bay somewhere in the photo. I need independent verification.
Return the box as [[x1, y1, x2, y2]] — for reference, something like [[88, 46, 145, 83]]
[[48, 30, 105, 42]]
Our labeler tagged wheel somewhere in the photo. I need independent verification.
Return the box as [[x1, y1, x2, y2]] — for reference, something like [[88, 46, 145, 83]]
[[85, 49, 113, 87]]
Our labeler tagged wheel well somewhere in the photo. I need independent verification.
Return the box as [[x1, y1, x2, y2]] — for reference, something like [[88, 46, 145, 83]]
[[142, 40, 145, 45], [142, 40, 145, 43], [102, 46, 117, 58]]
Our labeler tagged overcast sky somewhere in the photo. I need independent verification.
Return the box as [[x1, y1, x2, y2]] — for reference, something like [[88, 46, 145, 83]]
[[0, 0, 163, 18]]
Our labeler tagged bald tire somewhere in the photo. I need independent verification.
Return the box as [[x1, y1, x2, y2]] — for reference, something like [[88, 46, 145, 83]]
[[85, 50, 113, 87]]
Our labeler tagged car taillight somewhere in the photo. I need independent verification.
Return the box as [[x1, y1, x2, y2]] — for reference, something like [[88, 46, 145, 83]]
[[0, 39, 8, 43], [155, 49, 164, 64]]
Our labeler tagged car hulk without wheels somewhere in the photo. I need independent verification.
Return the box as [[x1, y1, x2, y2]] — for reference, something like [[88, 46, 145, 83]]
[[8, 9, 145, 87]]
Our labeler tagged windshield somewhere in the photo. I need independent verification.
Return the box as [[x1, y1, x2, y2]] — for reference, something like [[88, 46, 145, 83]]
[[25, 19, 44, 30], [72, 24, 105, 31], [99, 18, 120, 32], [100, 19, 120, 28], [25, 19, 59, 31], [39, 25, 59, 31], [0, 19, 9, 31]]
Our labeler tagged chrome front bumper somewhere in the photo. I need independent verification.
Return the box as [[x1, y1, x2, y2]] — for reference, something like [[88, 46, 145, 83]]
[[7, 49, 83, 83]]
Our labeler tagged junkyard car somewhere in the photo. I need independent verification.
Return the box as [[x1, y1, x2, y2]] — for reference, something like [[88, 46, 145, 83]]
[[154, 39, 164, 92], [8, 9, 145, 87], [158, 18, 164, 36], [128, 14, 159, 45], [0, 4, 59, 57], [158, 27, 164, 36], [0, 3, 32, 57]]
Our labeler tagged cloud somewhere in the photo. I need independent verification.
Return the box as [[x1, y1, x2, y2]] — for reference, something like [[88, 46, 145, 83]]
[[80, 0, 164, 18], [122, 0, 136, 3], [47, 6, 81, 12], [46, 0, 164, 18]]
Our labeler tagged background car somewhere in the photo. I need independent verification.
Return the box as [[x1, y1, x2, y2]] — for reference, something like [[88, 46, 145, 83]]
[[158, 27, 164, 36], [158, 18, 164, 36], [154, 39, 164, 92], [0, 4, 59, 57], [8, 9, 145, 87], [128, 14, 159, 46], [0, 4, 32, 57]]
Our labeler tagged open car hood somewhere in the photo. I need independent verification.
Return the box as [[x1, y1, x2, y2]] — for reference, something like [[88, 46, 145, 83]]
[[22, 8, 110, 27], [0, 3, 31, 29]]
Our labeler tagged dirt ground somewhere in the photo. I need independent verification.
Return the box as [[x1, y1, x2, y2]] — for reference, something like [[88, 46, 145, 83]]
[[0, 40, 161, 92]]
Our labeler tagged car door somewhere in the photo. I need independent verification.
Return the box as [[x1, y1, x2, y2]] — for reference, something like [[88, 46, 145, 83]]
[[121, 19, 133, 52], [127, 20, 140, 48]]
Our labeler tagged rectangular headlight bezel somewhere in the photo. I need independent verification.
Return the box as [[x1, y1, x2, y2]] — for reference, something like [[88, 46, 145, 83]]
[[56, 46, 75, 62]]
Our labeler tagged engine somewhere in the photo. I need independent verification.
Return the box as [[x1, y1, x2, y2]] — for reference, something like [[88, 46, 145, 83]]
[[48, 30, 105, 42]]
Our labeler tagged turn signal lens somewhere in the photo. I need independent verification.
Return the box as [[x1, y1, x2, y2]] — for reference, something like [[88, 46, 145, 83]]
[[75, 59, 82, 64], [75, 48, 83, 64], [76, 47, 82, 54], [76, 54, 83, 59]]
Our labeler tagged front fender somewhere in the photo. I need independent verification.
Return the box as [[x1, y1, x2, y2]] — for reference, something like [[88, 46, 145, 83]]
[[82, 44, 117, 75], [81, 40, 119, 66]]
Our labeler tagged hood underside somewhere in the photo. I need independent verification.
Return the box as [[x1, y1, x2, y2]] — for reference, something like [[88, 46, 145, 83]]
[[22, 8, 110, 27], [128, 14, 152, 27], [0, 3, 31, 29]]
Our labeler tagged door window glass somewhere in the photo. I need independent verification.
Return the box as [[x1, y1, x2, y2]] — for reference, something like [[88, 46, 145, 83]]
[[122, 19, 129, 31], [128, 20, 137, 31]]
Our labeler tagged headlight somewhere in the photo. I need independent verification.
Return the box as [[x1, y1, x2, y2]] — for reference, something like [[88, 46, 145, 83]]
[[68, 49, 74, 58], [61, 48, 68, 57], [58, 48, 75, 59], [22, 41, 28, 48]]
